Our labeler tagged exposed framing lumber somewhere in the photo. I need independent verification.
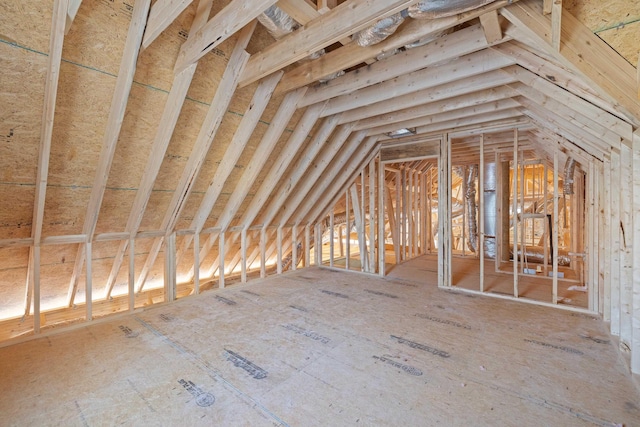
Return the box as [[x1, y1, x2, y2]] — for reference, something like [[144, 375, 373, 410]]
[[503, 66, 632, 141], [610, 150, 621, 336], [438, 135, 451, 287], [238, 0, 422, 88], [325, 54, 517, 119], [260, 114, 342, 228], [192, 91, 317, 277], [174, 0, 277, 73], [25, 0, 69, 318], [65, 0, 82, 34], [352, 86, 517, 132], [339, 68, 517, 125], [230, 101, 327, 231], [304, 138, 379, 227], [368, 158, 376, 273], [479, 134, 485, 292], [552, 149, 559, 303], [501, 0, 640, 125], [293, 132, 370, 225], [632, 130, 640, 374], [177, 71, 283, 260], [620, 144, 633, 347], [164, 233, 176, 302], [66, 0, 151, 306], [85, 241, 92, 320], [367, 98, 520, 137], [350, 183, 368, 271], [479, 10, 502, 43], [551, 0, 562, 51], [270, 123, 356, 229], [513, 129, 519, 297], [136, 24, 253, 293], [275, 0, 519, 94], [142, 0, 195, 50], [302, 24, 503, 109]]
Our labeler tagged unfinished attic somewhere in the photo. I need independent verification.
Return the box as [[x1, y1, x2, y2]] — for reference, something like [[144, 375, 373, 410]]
[[2, 0, 640, 424]]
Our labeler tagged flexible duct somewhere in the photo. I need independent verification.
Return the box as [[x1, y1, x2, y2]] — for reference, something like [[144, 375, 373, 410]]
[[352, 12, 406, 47], [465, 165, 478, 253], [257, 6, 343, 82], [563, 157, 576, 195], [511, 246, 571, 266], [257, 5, 299, 39], [408, 0, 497, 19]]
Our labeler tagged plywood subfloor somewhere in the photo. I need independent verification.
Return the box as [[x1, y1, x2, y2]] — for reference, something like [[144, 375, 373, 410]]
[[388, 254, 588, 308], [1, 266, 638, 426]]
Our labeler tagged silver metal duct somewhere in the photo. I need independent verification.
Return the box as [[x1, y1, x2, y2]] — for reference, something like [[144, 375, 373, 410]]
[[352, 12, 406, 46], [408, 0, 497, 19], [257, 6, 343, 82], [465, 165, 478, 253], [563, 157, 576, 195], [257, 5, 299, 39], [483, 162, 497, 259], [404, 28, 452, 49], [511, 246, 571, 266]]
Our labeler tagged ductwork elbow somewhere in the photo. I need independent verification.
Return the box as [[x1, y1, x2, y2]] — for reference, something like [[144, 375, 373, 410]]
[[352, 12, 406, 47], [409, 0, 497, 19]]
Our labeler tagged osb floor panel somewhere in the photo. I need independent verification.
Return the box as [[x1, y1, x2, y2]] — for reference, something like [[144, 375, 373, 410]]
[[1, 266, 639, 426], [388, 254, 588, 308]]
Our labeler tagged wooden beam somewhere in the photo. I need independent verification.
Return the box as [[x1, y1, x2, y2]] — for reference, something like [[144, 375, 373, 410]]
[[103, 0, 227, 297], [136, 24, 253, 293], [303, 138, 379, 226], [275, 0, 520, 94], [231, 100, 326, 232], [543, 0, 552, 14], [238, 0, 422, 88], [350, 183, 368, 270], [276, 126, 360, 228], [174, 0, 277, 73], [353, 86, 517, 132], [302, 24, 502, 109], [340, 68, 517, 125], [511, 86, 621, 151], [501, 0, 640, 125], [25, 0, 68, 316], [177, 71, 283, 259], [65, 0, 82, 34], [551, 0, 562, 51], [277, 0, 321, 24], [367, 98, 520, 137], [631, 130, 640, 374], [502, 66, 633, 141], [479, 10, 502, 43], [189, 88, 311, 278], [66, 0, 151, 306], [142, 0, 196, 49], [260, 116, 347, 229]]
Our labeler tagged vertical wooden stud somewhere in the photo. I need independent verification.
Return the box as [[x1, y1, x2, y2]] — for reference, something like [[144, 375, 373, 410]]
[[219, 231, 225, 289]]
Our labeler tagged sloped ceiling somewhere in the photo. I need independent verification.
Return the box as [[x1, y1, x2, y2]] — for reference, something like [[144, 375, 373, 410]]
[[0, 0, 638, 325]]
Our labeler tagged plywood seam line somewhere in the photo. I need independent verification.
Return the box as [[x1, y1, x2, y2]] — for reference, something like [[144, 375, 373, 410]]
[[66, 0, 151, 307], [135, 23, 254, 293], [103, 0, 215, 299]]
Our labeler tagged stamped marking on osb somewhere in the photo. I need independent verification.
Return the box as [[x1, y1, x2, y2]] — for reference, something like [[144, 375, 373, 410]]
[[178, 379, 215, 407], [215, 295, 237, 306], [223, 349, 268, 379], [282, 324, 330, 344], [373, 355, 423, 376], [119, 325, 138, 338], [391, 335, 450, 358]]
